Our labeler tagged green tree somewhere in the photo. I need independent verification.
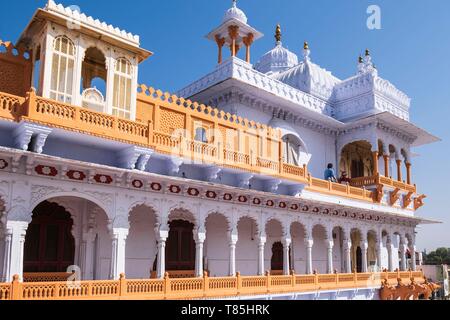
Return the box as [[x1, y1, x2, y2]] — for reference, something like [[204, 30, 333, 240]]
[[423, 248, 450, 265]]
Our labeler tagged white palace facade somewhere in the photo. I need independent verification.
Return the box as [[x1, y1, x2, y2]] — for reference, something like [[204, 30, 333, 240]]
[[0, 1, 441, 300]]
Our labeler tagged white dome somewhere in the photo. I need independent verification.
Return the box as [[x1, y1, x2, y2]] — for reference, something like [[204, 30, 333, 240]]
[[255, 43, 299, 75], [274, 59, 341, 100], [223, 1, 248, 24]]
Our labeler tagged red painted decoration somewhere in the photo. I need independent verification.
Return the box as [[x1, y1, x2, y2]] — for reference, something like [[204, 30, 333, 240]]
[[94, 174, 113, 184], [35, 165, 58, 177], [132, 180, 144, 189], [0, 159, 8, 170], [66, 170, 86, 181]]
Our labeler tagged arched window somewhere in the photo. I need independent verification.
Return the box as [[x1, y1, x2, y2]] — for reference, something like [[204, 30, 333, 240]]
[[50, 36, 75, 103], [194, 127, 208, 143], [112, 58, 133, 119], [282, 134, 303, 166]]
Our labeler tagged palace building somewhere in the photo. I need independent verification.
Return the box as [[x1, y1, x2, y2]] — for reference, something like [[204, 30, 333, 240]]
[[0, 1, 441, 300]]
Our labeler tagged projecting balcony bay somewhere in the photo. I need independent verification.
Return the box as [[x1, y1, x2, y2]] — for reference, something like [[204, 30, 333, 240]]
[[0, 88, 422, 209]]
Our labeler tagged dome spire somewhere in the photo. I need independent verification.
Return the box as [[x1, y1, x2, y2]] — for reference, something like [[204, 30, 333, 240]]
[[303, 41, 310, 61], [232, 0, 237, 7], [275, 24, 282, 45]]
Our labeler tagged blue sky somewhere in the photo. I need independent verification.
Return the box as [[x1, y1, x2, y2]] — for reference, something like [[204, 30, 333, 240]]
[[1, 0, 449, 251]]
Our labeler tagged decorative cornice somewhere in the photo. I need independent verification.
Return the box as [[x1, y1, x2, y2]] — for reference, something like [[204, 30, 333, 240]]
[[0, 147, 425, 229], [45, 0, 140, 45]]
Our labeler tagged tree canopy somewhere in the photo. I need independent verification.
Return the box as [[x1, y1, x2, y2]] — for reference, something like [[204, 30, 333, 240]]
[[423, 248, 450, 265]]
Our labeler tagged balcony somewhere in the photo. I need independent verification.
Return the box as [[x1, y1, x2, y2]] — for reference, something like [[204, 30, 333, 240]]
[[0, 270, 426, 300], [0, 88, 424, 210]]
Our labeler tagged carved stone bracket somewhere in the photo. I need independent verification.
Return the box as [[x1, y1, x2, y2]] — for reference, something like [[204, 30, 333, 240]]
[[390, 188, 401, 206], [117, 146, 154, 171], [13, 122, 52, 154]]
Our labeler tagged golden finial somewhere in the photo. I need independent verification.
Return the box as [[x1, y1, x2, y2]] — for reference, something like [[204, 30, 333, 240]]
[[365, 48, 370, 56], [304, 41, 309, 50], [275, 24, 282, 44]]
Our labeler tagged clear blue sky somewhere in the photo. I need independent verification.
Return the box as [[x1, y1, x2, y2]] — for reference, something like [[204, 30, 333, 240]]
[[1, 0, 449, 251]]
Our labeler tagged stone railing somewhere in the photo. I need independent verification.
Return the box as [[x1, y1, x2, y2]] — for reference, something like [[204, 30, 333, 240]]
[[0, 271, 426, 301], [23, 273, 73, 283], [0, 89, 427, 208], [349, 174, 417, 194]]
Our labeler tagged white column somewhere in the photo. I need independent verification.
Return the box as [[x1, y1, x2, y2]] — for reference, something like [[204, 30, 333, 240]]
[[361, 240, 369, 273], [41, 29, 55, 99], [194, 229, 206, 278], [399, 238, 407, 271], [282, 237, 291, 276], [344, 238, 352, 274], [305, 238, 314, 275], [109, 228, 128, 280], [257, 234, 266, 276], [80, 231, 96, 280], [73, 36, 84, 107], [2, 221, 28, 282], [326, 239, 334, 274], [410, 243, 417, 271], [387, 240, 394, 272], [155, 225, 169, 279], [105, 50, 115, 115], [377, 241, 383, 272], [0, 233, 5, 280], [228, 229, 238, 277], [130, 60, 138, 121]]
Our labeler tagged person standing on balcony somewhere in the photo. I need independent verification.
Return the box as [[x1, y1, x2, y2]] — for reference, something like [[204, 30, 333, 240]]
[[324, 163, 337, 182]]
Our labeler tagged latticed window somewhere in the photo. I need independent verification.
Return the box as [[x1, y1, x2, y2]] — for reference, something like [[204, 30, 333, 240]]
[[50, 36, 75, 104], [112, 58, 132, 119]]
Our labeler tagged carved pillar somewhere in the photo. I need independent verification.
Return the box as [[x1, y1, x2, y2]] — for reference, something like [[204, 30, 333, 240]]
[[2, 221, 28, 282], [282, 236, 291, 276], [344, 238, 352, 274], [305, 238, 314, 275], [228, 228, 238, 277], [243, 33, 254, 63], [194, 228, 206, 277], [360, 238, 369, 273], [258, 234, 266, 276], [228, 25, 239, 57], [326, 239, 334, 274], [387, 239, 394, 272], [399, 237, 407, 271], [377, 240, 383, 272], [410, 241, 417, 272], [405, 162, 412, 185], [80, 231, 96, 280], [383, 155, 390, 178], [215, 35, 226, 64], [396, 159, 402, 182], [372, 151, 379, 175], [109, 228, 128, 280], [155, 224, 169, 279]]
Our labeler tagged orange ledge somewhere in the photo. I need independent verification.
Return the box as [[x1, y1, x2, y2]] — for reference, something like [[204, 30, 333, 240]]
[[0, 270, 425, 301]]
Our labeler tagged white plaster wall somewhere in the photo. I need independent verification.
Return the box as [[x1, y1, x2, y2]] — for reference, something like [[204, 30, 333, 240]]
[[218, 102, 337, 179], [95, 212, 112, 280], [205, 214, 229, 277], [236, 218, 258, 276], [125, 206, 157, 279], [291, 224, 306, 274], [311, 226, 328, 274]]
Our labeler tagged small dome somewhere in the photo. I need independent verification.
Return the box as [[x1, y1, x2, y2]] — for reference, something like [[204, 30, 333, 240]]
[[223, 1, 248, 24], [255, 43, 299, 75]]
